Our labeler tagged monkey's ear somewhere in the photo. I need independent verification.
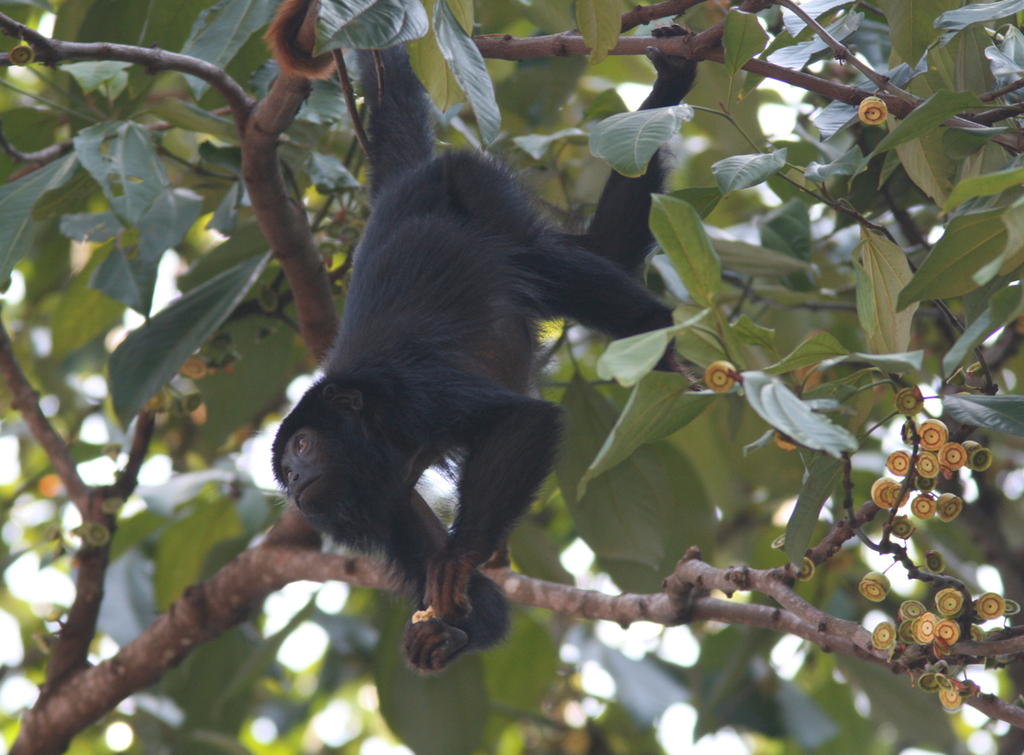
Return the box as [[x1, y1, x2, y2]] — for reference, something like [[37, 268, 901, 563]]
[[322, 384, 363, 411]]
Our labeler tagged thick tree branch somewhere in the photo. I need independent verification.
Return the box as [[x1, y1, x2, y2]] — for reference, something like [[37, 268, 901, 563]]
[[19, 520, 1024, 755]]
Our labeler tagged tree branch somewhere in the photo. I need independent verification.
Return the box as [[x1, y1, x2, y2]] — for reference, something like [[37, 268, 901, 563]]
[[0, 315, 90, 511]]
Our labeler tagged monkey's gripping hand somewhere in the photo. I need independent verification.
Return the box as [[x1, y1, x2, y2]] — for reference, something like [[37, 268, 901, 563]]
[[646, 25, 698, 106], [403, 560, 511, 673]]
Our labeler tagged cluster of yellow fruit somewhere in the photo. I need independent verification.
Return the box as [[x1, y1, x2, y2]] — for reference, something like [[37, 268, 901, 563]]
[[867, 591, 1018, 710], [869, 387, 992, 526]]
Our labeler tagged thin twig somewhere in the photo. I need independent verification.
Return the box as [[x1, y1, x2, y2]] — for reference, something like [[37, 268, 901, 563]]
[[332, 50, 370, 157], [776, 0, 918, 104]]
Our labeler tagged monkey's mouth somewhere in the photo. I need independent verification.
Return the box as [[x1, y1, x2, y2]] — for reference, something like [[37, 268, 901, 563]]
[[292, 475, 322, 511]]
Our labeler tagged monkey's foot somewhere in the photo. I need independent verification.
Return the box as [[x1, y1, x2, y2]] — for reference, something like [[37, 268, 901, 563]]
[[647, 24, 698, 79], [403, 618, 469, 672]]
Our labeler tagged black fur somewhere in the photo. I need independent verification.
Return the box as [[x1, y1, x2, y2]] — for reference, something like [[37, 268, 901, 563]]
[[273, 39, 698, 672]]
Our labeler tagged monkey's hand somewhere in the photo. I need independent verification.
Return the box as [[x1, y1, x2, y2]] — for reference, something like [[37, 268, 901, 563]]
[[424, 552, 475, 621], [403, 617, 469, 672]]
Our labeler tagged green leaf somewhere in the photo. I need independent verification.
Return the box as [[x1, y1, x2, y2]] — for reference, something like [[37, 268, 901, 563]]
[[63, 61, 132, 96], [91, 189, 204, 314], [766, 332, 849, 375], [943, 393, 1024, 436], [880, 0, 959, 65], [557, 376, 714, 582], [0, 154, 78, 282], [767, 12, 861, 70], [432, 0, 500, 145], [596, 309, 709, 386], [897, 209, 1007, 310], [785, 454, 843, 565], [179, 0, 273, 99], [51, 243, 125, 359], [512, 128, 587, 160], [307, 152, 361, 193], [723, 10, 768, 78], [712, 150, 788, 194], [805, 146, 862, 182], [732, 315, 776, 350], [408, 3, 465, 112], [650, 196, 721, 307], [866, 90, 985, 161], [817, 350, 924, 373], [813, 101, 859, 140], [589, 105, 693, 177], [855, 232, 918, 353], [668, 187, 721, 219], [73, 122, 168, 225], [145, 99, 239, 144], [941, 284, 1024, 377], [935, 0, 1024, 31], [712, 239, 816, 277], [741, 371, 859, 457], [576, 0, 620, 64], [154, 498, 242, 610], [578, 371, 715, 496], [944, 163, 1024, 211], [319, 0, 429, 51], [895, 132, 957, 207], [942, 125, 1006, 160], [108, 254, 269, 426], [376, 605, 488, 755]]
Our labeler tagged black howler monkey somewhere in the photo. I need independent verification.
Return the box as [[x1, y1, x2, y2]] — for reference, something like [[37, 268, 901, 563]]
[[268, 1, 698, 672]]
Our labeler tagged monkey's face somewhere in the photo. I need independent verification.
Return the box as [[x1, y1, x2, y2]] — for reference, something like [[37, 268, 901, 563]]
[[272, 382, 406, 549]]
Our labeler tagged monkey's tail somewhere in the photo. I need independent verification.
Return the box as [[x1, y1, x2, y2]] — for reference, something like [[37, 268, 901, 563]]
[[356, 47, 436, 198]]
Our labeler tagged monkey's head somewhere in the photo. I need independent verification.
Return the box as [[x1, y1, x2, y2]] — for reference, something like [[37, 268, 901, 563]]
[[272, 379, 406, 547]]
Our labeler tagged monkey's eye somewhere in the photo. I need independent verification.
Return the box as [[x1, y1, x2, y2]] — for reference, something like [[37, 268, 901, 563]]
[[294, 434, 309, 454]]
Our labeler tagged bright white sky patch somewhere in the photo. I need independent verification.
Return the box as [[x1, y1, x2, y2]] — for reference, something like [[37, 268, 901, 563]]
[[277, 621, 329, 672]]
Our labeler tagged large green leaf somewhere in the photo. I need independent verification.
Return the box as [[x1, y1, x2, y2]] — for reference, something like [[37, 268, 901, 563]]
[[766, 332, 849, 375], [579, 371, 716, 496], [650, 195, 721, 307], [376, 605, 488, 755], [433, 0, 499, 144], [865, 90, 985, 163], [108, 254, 269, 426], [407, 0, 469, 111], [0, 154, 78, 282], [318, 0, 429, 51], [73, 122, 168, 225], [805, 146, 862, 182], [596, 309, 709, 386], [576, 0, 619, 64], [895, 132, 957, 207], [817, 350, 924, 373], [854, 232, 918, 353], [51, 243, 126, 359], [944, 163, 1024, 211], [589, 105, 693, 177], [934, 0, 1024, 31], [180, 0, 274, 98], [154, 498, 243, 610], [942, 284, 1024, 377], [897, 209, 1007, 309], [767, 12, 861, 69], [880, 0, 958, 64], [943, 393, 1024, 437], [557, 376, 714, 583], [741, 371, 858, 457], [785, 454, 843, 565], [90, 188, 204, 314], [63, 61, 131, 99], [713, 238, 816, 277], [712, 150, 788, 194], [723, 10, 768, 78]]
